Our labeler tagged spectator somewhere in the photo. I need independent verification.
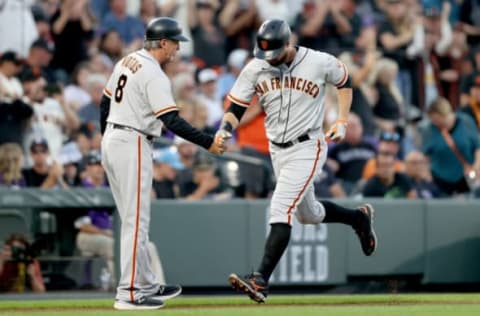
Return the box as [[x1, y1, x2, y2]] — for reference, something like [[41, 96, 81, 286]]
[[313, 164, 346, 198], [98, 29, 124, 64], [172, 72, 197, 104], [31, 4, 54, 41], [78, 74, 108, 129], [100, 0, 145, 53], [0, 143, 26, 188], [174, 137, 199, 169], [217, 48, 249, 99], [339, 50, 379, 137], [63, 62, 92, 111], [404, 150, 443, 198], [50, 0, 95, 75], [418, 2, 458, 110], [362, 150, 417, 198], [367, 58, 403, 132], [458, 0, 480, 48], [0, 233, 45, 293], [188, 0, 227, 68], [21, 69, 80, 161], [139, 0, 160, 26], [196, 68, 223, 128], [87, 52, 114, 79], [58, 141, 83, 186], [152, 147, 184, 199], [22, 138, 66, 188], [422, 96, 480, 195], [460, 46, 480, 106], [377, 0, 421, 108], [362, 130, 405, 180], [460, 74, 480, 128], [292, 0, 363, 54], [0, 51, 24, 101], [0, 52, 34, 147], [23, 39, 55, 84], [74, 151, 165, 286], [218, 0, 258, 54], [0, 0, 38, 57], [255, 0, 291, 22], [327, 113, 377, 192], [179, 154, 230, 200]]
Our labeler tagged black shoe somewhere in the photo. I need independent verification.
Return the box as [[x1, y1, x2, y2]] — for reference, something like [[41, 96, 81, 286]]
[[229, 272, 269, 303], [151, 284, 182, 300], [113, 297, 164, 310], [354, 204, 377, 256]]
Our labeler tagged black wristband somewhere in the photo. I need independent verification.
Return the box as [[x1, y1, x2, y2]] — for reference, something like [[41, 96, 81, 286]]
[[222, 121, 233, 133]]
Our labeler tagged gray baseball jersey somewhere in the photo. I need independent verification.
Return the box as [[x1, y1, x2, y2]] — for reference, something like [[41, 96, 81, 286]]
[[228, 46, 348, 225], [102, 49, 178, 302], [228, 46, 348, 144], [104, 49, 178, 136]]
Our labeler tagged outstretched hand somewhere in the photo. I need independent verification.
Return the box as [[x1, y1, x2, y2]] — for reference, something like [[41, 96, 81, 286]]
[[326, 119, 347, 142], [208, 133, 227, 154]]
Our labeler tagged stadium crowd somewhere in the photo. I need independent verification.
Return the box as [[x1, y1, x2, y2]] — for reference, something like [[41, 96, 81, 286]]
[[0, 0, 480, 201]]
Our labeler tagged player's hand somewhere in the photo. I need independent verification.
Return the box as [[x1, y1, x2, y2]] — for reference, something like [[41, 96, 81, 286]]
[[326, 119, 347, 142], [208, 134, 226, 154], [215, 129, 232, 141]]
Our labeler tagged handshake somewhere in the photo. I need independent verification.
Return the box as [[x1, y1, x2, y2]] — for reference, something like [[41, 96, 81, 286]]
[[208, 128, 232, 155]]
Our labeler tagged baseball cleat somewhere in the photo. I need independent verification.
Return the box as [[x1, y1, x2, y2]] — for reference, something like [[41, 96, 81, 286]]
[[229, 272, 269, 303], [113, 297, 164, 310], [354, 204, 377, 256], [151, 284, 182, 301]]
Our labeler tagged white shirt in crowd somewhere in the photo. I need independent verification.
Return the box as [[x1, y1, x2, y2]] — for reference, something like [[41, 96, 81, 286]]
[[0, 0, 38, 57]]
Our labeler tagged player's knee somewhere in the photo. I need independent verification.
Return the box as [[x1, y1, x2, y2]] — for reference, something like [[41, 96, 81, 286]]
[[295, 212, 322, 225]]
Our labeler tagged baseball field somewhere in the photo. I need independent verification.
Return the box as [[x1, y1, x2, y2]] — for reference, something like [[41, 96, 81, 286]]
[[1, 293, 479, 315]]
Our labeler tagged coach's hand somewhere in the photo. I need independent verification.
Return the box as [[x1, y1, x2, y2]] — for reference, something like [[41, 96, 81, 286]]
[[326, 119, 347, 142], [209, 134, 226, 154]]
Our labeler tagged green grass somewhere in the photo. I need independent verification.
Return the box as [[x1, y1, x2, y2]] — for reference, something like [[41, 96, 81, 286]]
[[0, 294, 479, 316]]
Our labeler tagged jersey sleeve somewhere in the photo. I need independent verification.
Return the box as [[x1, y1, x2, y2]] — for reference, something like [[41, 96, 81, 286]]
[[103, 73, 115, 99], [227, 63, 256, 108], [322, 53, 349, 88], [145, 75, 177, 117]]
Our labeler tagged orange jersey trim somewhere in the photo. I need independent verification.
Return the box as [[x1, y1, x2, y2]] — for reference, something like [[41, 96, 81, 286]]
[[227, 93, 250, 107], [154, 105, 177, 117], [130, 136, 142, 302], [335, 63, 348, 87], [286, 140, 322, 225], [104, 89, 112, 98]]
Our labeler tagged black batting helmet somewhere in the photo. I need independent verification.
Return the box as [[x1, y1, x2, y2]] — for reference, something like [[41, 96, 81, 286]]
[[145, 17, 189, 42], [253, 19, 291, 60]]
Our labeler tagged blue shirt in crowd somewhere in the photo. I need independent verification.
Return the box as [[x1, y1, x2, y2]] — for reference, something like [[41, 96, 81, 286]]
[[100, 13, 145, 44], [423, 112, 480, 183]]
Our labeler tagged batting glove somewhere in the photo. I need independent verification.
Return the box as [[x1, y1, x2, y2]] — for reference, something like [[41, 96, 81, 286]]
[[326, 119, 348, 142], [216, 129, 232, 141]]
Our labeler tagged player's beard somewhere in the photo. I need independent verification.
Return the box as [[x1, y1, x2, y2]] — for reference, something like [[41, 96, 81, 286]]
[[268, 49, 289, 66]]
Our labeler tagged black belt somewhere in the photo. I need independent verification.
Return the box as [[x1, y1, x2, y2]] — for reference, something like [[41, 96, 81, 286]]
[[111, 123, 154, 141], [271, 134, 310, 149]]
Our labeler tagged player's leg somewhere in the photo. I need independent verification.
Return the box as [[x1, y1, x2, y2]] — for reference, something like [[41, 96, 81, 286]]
[[102, 132, 160, 305], [293, 153, 377, 256], [229, 140, 322, 302]]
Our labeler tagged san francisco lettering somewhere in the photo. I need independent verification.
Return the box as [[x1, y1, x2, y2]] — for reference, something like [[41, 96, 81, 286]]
[[255, 76, 320, 98]]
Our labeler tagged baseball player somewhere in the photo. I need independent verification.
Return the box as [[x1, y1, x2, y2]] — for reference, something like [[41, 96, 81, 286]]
[[100, 17, 225, 310], [216, 19, 377, 303]]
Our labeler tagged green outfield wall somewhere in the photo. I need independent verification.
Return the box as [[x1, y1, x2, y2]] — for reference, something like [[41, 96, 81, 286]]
[[1, 189, 479, 287]]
